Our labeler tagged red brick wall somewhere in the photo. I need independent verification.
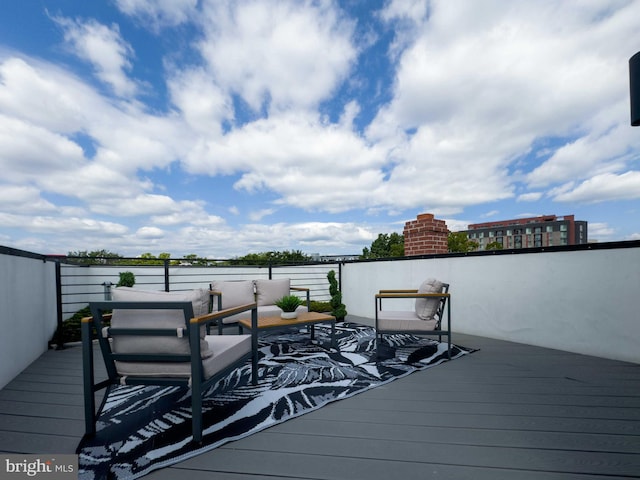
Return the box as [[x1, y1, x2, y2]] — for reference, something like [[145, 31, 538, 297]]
[[403, 213, 449, 256]]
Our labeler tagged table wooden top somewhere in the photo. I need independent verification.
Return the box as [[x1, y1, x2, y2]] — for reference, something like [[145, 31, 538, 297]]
[[238, 311, 336, 330]]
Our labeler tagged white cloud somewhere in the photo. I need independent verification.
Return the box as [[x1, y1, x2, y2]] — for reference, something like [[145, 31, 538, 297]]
[[182, 110, 386, 212], [53, 16, 139, 97], [588, 222, 615, 239], [0, 57, 94, 132], [0, 115, 85, 182], [518, 192, 543, 202], [197, 0, 357, 112], [2, 0, 640, 256], [167, 68, 232, 135], [89, 194, 196, 217], [248, 208, 276, 222], [372, 0, 640, 213], [0, 212, 128, 235], [553, 172, 640, 203], [115, 0, 197, 29], [0, 185, 57, 213], [136, 226, 165, 238]]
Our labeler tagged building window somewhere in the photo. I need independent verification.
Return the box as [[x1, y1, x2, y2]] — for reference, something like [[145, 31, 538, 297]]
[[506, 229, 512, 236], [514, 235, 522, 248], [560, 224, 567, 231], [526, 227, 532, 234], [534, 234, 542, 247], [546, 226, 553, 232], [534, 227, 541, 234], [489, 231, 494, 237]]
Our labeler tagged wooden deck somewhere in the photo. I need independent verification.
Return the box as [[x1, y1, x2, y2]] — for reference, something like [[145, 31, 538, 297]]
[[1, 316, 639, 479]]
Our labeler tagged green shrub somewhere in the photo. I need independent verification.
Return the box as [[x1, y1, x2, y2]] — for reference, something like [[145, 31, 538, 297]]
[[52, 305, 111, 345], [117, 271, 136, 287], [328, 270, 347, 320], [309, 300, 331, 313]]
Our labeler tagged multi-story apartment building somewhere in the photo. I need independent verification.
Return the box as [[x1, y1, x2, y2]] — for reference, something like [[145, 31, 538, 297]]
[[464, 215, 588, 250]]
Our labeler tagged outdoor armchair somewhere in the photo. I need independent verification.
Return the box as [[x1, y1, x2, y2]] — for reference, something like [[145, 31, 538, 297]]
[[81, 288, 259, 444], [375, 278, 451, 359]]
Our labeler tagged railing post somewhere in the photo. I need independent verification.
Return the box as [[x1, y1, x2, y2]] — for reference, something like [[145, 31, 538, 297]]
[[268, 262, 273, 279], [164, 259, 170, 292], [54, 260, 64, 350]]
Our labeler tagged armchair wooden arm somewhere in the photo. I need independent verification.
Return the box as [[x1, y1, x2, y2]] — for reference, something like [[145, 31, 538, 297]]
[[290, 286, 311, 308]]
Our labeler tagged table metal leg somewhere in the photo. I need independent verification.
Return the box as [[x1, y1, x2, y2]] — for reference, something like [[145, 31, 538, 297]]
[[331, 321, 337, 350]]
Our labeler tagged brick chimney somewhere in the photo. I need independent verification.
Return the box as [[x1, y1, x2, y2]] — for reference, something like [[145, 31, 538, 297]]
[[403, 213, 449, 256]]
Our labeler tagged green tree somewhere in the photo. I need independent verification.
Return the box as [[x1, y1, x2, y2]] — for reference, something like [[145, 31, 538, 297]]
[[126, 252, 174, 265], [448, 232, 479, 253], [182, 254, 209, 266], [360, 233, 404, 259], [233, 250, 312, 265], [485, 241, 504, 250], [67, 250, 122, 264]]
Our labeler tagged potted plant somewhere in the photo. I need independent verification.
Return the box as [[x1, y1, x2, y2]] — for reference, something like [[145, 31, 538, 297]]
[[328, 270, 347, 321], [275, 294, 303, 319]]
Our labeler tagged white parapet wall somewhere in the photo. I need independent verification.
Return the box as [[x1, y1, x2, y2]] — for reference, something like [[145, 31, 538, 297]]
[[0, 253, 58, 389], [343, 245, 640, 364], [2, 245, 638, 390]]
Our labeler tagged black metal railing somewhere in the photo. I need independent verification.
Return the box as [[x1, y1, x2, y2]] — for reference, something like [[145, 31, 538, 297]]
[[51, 257, 345, 346]]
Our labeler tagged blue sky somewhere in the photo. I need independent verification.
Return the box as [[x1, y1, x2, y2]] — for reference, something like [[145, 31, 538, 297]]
[[1, 0, 639, 258]]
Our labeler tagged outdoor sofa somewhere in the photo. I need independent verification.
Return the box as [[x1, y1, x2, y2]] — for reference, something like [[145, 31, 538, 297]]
[[210, 278, 310, 333]]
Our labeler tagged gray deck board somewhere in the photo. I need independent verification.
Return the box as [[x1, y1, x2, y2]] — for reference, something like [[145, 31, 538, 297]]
[[1, 318, 639, 479]]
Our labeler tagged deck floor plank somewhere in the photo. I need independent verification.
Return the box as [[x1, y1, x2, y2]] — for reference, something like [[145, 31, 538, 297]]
[[0, 323, 638, 480]]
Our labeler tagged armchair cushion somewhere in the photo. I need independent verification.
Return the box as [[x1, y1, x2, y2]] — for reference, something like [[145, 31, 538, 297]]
[[110, 287, 211, 357], [114, 333, 252, 378], [415, 278, 445, 320], [377, 310, 438, 332], [211, 280, 255, 309], [255, 278, 290, 306]]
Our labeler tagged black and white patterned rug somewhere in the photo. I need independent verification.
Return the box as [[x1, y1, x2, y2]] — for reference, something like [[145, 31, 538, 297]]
[[77, 322, 474, 480]]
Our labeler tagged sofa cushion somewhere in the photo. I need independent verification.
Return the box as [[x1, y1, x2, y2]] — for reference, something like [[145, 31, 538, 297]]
[[255, 278, 290, 306], [211, 280, 255, 309], [414, 278, 444, 320], [110, 287, 210, 357]]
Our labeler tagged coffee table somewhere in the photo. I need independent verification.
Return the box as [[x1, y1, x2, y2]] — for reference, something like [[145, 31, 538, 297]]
[[238, 311, 338, 350]]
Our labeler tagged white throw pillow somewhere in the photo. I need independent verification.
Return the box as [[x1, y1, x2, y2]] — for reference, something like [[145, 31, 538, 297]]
[[255, 278, 290, 306], [110, 287, 210, 357], [210, 280, 255, 309], [414, 278, 445, 320]]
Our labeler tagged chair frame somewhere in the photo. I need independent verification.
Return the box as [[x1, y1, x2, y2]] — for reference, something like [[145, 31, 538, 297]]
[[374, 283, 451, 359], [82, 300, 259, 443]]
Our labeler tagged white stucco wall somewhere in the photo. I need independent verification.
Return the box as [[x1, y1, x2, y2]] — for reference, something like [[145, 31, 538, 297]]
[[342, 246, 640, 364], [0, 254, 58, 389]]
